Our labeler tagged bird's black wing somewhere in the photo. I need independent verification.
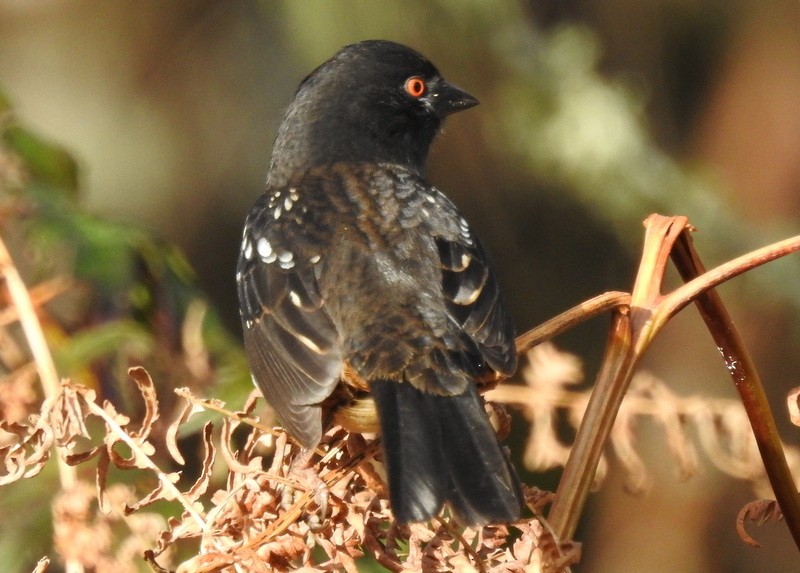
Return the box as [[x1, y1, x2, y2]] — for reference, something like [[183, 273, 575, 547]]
[[426, 189, 517, 378], [237, 190, 343, 449]]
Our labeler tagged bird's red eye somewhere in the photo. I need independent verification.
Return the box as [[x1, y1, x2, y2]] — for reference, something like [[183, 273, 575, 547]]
[[404, 76, 426, 98]]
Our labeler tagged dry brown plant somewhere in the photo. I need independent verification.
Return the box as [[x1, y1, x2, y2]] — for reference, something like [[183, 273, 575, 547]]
[[2, 125, 800, 571]]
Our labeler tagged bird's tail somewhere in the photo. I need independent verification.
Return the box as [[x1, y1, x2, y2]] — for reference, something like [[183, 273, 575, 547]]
[[370, 379, 523, 526]]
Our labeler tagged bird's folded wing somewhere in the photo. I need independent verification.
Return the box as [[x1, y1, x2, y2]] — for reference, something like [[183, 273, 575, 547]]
[[237, 197, 343, 448], [432, 205, 517, 378]]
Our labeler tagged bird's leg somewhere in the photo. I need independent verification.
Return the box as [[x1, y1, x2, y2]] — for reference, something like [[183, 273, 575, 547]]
[[286, 445, 329, 529]]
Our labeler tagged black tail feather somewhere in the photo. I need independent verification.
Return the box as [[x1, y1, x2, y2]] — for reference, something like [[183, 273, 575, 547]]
[[370, 379, 447, 523], [371, 379, 522, 526]]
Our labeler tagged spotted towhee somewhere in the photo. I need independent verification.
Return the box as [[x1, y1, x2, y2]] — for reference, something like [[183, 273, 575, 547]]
[[237, 40, 522, 525]]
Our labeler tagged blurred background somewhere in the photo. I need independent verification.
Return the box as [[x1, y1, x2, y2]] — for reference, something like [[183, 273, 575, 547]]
[[1, 0, 799, 571]]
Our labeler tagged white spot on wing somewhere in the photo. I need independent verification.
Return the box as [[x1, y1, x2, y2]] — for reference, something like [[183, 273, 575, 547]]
[[257, 237, 277, 263], [458, 217, 474, 244], [462, 286, 483, 305], [257, 237, 272, 258], [278, 251, 294, 269], [288, 290, 302, 307], [243, 240, 253, 260], [296, 333, 323, 354], [273, 205, 282, 219], [268, 190, 281, 208], [309, 254, 321, 264]]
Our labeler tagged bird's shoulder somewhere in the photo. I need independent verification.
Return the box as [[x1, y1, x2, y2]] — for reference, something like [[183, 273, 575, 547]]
[[248, 162, 473, 248]]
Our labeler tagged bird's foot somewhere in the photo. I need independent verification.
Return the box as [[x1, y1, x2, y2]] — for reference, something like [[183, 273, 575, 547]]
[[285, 447, 329, 529]]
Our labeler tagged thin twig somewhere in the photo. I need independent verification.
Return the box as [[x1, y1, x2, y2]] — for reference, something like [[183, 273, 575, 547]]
[[0, 237, 61, 405], [0, 276, 71, 328], [174, 387, 279, 437], [548, 309, 633, 539], [670, 230, 800, 550], [659, 232, 800, 325], [0, 236, 83, 572], [549, 216, 687, 539], [549, 215, 800, 544], [0, 237, 77, 492], [515, 291, 630, 355]]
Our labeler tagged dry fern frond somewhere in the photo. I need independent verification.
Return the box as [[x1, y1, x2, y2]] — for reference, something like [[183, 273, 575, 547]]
[[490, 343, 800, 500], [736, 499, 784, 548], [162, 392, 577, 573], [0, 409, 53, 485], [4, 367, 575, 571]]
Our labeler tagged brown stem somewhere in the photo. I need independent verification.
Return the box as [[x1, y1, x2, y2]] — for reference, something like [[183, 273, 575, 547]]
[[670, 231, 800, 551], [548, 309, 635, 539], [538, 216, 800, 546], [548, 215, 691, 540], [0, 237, 83, 572], [658, 233, 800, 323], [515, 291, 631, 355]]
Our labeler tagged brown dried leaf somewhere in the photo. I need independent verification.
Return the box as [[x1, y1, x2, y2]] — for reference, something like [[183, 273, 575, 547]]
[[124, 471, 182, 515], [96, 447, 111, 513], [166, 400, 195, 465], [635, 373, 698, 480], [0, 418, 53, 484], [220, 416, 262, 474], [522, 485, 556, 514], [611, 401, 651, 495], [64, 447, 102, 466], [154, 512, 205, 558], [736, 499, 784, 548], [185, 422, 216, 501], [52, 382, 92, 447], [105, 430, 155, 470], [485, 400, 513, 441], [127, 366, 159, 440]]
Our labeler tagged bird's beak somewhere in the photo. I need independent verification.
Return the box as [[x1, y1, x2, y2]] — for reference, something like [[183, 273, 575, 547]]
[[430, 81, 479, 117]]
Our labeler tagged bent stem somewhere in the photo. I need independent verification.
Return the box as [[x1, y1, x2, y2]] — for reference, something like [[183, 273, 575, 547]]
[[547, 308, 634, 539], [515, 291, 631, 355], [669, 231, 800, 550], [548, 216, 687, 539], [547, 215, 800, 547]]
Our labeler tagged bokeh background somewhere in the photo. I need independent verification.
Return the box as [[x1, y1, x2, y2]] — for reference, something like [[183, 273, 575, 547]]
[[1, 1, 800, 571]]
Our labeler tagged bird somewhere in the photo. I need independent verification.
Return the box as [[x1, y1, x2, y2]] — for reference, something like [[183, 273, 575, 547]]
[[236, 39, 523, 526]]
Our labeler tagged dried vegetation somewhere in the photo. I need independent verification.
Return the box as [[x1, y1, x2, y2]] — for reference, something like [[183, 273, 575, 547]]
[[1, 98, 799, 572]]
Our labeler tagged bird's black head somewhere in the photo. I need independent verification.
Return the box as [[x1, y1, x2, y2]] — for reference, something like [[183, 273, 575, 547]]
[[267, 40, 478, 187]]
